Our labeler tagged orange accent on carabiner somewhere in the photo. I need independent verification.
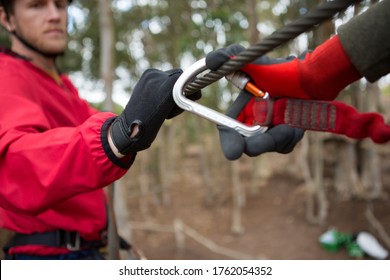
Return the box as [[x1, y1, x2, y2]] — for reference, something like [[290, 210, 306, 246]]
[[245, 82, 266, 98]]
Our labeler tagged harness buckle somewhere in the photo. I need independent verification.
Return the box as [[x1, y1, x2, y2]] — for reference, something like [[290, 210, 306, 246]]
[[173, 58, 267, 137], [64, 231, 81, 251]]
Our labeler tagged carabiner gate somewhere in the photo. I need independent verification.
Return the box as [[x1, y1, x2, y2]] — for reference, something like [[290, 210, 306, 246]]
[[173, 58, 267, 137]]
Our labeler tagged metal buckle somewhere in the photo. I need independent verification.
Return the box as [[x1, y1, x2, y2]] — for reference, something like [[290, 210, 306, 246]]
[[173, 58, 267, 137], [65, 231, 81, 251]]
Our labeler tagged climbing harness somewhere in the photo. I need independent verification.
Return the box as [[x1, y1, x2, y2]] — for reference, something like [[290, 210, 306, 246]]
[[173, 0, 390, 143]]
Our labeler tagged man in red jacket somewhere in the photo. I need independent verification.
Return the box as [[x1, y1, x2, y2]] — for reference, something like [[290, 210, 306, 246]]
[[0, 0, 199, 259]]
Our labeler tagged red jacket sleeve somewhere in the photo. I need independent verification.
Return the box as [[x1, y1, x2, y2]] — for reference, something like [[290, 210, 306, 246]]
[[0, 59, 133, 216]]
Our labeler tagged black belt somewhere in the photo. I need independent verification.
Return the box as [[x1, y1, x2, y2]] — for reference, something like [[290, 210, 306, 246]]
[[3, 230, 108, 254]]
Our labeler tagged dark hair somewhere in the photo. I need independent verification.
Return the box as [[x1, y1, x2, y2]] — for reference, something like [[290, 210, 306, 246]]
[[0, 0, 13, 17], [0, 0, 12, 8]]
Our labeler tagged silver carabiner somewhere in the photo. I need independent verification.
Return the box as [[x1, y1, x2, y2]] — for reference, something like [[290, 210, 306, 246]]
[[173, 58, 267, 137]]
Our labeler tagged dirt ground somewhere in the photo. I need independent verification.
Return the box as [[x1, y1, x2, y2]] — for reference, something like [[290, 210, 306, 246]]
[[125, 147, 390, 260]]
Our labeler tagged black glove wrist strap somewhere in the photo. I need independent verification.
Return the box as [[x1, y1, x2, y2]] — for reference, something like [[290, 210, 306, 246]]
[[109, 117, 136, 155]]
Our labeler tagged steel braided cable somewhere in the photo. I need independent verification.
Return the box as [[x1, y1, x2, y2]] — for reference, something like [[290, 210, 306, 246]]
[[184, 0, 362, 96]]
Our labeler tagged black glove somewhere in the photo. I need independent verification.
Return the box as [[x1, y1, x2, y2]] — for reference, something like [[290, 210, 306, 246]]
[[206, 45, 305, 160], [109, 68, 200, 155]]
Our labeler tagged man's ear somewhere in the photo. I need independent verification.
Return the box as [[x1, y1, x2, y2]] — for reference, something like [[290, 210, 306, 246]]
[[0, 7, 13, 32]]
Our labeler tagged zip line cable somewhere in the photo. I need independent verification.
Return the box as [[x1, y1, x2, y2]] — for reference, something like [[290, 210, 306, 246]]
[[184, 0, 363, 96]]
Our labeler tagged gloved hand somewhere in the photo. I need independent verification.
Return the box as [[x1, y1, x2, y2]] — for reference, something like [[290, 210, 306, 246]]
[[216, 90, 304, 160], [206, 36, 361, 101], [109, 68, 200, 155], [206, 46, 305, 160]]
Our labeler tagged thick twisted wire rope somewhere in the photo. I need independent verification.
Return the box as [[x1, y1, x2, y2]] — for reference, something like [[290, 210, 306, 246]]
[[184, 0, 362, 96]]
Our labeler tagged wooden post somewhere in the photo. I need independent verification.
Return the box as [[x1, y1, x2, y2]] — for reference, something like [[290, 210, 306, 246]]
[[174, 219, 185, 254]]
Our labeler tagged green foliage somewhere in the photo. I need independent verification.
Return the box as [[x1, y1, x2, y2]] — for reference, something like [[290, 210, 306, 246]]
[[63, 0, 257, 74], [0, 27, 10, 47], [382, 84, 390, 96]]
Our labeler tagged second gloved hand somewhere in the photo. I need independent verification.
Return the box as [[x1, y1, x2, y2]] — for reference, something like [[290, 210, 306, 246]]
[[204, 45, 310, 160], [216, 90, 304, 160], [109, 68, 194, 155]]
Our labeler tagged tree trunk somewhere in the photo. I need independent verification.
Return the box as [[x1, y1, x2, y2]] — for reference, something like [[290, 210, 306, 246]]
[[246, 0, 260, 44], [98, 0, 120, 260], [301, 133, 328, 225], [99, 0, 114, 112], [361, 82, 383, 198], [231, 160, 245, 235]]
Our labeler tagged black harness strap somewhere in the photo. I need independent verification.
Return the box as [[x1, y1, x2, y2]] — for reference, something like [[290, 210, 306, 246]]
[[3, 230, 132, 256], [3, 230, 106, 254]]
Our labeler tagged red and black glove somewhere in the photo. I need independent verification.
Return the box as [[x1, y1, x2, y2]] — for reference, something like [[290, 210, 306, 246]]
[[207, 36, 361, 101], [216, 90, 304, 160], [206, 48, 304, 160]]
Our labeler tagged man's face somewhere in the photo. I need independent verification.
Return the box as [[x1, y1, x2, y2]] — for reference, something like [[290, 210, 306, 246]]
[[8, 0, 69, 55]]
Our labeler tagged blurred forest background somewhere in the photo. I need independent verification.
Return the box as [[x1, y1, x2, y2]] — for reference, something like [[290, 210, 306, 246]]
[[1, 0, 389, 259]]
